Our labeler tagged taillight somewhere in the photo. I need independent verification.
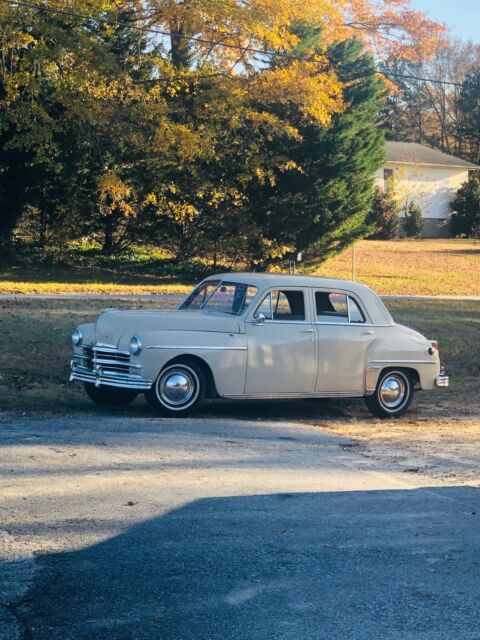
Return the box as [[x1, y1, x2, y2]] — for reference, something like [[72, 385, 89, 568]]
[[429, 341, 438, 355]]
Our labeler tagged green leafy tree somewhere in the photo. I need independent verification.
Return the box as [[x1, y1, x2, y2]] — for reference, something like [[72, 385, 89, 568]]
[[244, 35, 386, 268], [367, 186, 400, 239], [403, 201, 424, 237], [450, 176, 480, 238]]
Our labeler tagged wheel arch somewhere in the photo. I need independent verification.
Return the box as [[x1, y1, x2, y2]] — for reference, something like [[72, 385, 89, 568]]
[[161, 354, 218, 399], [380, 366, 420, 387], [366, 364, 421, 395]]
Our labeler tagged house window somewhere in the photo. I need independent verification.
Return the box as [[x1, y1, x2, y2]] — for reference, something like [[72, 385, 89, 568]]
[[384, 168, 394, 192]]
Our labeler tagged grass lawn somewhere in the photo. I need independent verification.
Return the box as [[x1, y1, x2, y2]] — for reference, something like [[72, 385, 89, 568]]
[[0, 238, 478, 296], [317, 238, 480, 296], [0, 298, 477, 418]]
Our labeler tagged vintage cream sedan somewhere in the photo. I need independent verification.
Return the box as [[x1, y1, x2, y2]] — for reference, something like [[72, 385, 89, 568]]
[[70, 274, 449, 418]]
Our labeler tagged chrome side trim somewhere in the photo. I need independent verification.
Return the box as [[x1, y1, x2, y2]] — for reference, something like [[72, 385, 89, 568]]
[[365, 365, 382, 394], [223, 391, 364, 400], [368, 359, 436, 365], [145, 345, 247, 351], [315, 322, 388, 327], [245, 320, 311, 326]]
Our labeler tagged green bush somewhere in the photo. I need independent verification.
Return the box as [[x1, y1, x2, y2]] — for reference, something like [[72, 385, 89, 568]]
[[403, 201, 424, 237], [367, 186, 400, 239], [450, 176, 480, 238]]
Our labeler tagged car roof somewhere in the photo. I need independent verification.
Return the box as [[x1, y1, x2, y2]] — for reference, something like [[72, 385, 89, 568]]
[[205, 272, 394, 326], [209, 272, 369, 293]]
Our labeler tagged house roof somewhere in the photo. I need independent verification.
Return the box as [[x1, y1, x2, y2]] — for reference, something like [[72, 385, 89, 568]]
[[385, 141, 480, 170]]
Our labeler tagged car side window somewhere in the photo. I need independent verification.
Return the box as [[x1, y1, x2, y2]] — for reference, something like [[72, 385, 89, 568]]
[[255, 290, 306, 321], [348, 296, 366, 323], [315, 291, 365, 324]]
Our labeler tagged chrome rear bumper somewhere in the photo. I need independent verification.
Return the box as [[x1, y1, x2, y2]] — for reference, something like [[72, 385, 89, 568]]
[[435, 367, 449, 388]]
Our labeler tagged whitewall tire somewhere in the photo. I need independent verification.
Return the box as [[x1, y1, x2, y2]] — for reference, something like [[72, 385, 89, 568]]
[[365, 369, 414, 418], [146, 362, 205, 417]]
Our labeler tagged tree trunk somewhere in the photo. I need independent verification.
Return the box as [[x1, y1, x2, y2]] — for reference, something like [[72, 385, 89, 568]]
[[103, 215, 113, 253], [170, 19, 190, 69]]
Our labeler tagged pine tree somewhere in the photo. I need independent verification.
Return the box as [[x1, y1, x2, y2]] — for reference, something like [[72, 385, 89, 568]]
[[403, 201, 424, 237], [248, 35, 386, 268]]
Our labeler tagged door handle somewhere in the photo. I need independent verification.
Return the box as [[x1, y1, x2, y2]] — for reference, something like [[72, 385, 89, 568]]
[[363, 330, 374, 335], [301, 329, 314, 333]]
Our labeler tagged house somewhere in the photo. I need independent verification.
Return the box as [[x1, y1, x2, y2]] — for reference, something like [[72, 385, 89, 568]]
[[375, 141, 480, 237]]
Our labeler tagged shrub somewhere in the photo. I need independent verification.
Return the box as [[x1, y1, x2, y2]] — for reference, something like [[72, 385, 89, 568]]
[[367, 186, 400, 239], [403, 201, 424, 237], [450, 176, 480, 238]]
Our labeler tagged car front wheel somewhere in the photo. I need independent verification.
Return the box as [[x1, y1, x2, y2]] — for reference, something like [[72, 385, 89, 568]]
[[84, 383, 138, 407], [365, 369, 414, 418], [146, 362, 205, 417]]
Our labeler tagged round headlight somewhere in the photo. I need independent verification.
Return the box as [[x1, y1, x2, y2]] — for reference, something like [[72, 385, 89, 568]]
[[72, 327, 83, 346], [130, 335, 142, 356]]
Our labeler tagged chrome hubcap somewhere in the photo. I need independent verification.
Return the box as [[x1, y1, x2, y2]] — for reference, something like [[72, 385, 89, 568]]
[[158, 368, 196, 407], [379, 374, 406, 409]]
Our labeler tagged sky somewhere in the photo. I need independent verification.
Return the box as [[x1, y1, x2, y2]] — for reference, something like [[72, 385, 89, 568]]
[[410, 0, 480, 42]]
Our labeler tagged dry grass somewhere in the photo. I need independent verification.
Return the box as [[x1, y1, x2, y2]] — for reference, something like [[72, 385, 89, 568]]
[[0, 280, 191, 295], [1, 239, 478, 296], [316, 239, 480, 296]]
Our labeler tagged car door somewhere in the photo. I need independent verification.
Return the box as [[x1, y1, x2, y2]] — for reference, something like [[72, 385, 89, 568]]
[[313, 289, 375, 394], [245, 288, 317, 394]]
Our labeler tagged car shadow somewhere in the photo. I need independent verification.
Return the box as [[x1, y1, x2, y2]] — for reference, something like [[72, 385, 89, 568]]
[[8, 488, 480, 640]]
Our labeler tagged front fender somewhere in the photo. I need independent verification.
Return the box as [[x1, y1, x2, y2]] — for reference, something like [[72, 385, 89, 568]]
[[125, 330, 248, 396]]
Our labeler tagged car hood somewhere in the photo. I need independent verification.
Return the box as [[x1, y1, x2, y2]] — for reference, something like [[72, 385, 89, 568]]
[[94, 309, 242, 346]]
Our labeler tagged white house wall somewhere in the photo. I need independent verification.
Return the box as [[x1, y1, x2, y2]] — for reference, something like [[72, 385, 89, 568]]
[[374, 163, 471, 237], [375, 164, 469, 219]]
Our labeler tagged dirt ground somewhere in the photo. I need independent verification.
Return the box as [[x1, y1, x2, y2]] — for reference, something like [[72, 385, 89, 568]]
[[319, 410, 480, 485]]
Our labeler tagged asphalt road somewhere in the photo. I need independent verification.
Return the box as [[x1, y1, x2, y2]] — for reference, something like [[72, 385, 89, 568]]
[[1, 410, 480, 640]]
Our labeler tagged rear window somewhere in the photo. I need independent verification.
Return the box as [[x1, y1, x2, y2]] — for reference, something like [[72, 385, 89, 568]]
[[315, 292, 365, 324]]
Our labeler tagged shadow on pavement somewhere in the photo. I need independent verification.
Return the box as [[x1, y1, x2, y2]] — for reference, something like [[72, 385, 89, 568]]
[[9, 487, 480, 640]]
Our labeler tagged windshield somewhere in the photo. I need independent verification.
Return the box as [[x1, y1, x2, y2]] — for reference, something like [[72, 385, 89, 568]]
[[179, 280, 258, 315]]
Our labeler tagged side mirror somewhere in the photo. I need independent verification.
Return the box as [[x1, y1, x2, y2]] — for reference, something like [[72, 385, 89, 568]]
[[255, 313, 266, 325]]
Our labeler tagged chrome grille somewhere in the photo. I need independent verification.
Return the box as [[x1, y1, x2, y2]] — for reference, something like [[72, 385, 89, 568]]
[[92, 346, 132, 373], [70, 343, 149, 390], [74, 345, 140, 373]]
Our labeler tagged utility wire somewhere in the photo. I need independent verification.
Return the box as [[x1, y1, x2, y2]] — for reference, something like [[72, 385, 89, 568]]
[[382, 70, 463, 89], [0, 0, 466, 88], [0, 0, 286, 59]]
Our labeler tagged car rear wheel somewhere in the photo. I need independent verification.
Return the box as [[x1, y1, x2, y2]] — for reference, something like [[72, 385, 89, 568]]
[[84, 383, 138, 407], [365, 369, 414, 418], [146, 362, 205, 417]]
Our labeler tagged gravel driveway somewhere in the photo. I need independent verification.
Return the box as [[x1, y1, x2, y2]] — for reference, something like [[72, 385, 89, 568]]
[[1, 412, 480, 640]]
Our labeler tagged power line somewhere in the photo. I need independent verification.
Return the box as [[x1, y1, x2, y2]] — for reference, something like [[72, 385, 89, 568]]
[[0, 0, 288, 59], [0, 0, 467, 89], [382, 70, 463, 89]]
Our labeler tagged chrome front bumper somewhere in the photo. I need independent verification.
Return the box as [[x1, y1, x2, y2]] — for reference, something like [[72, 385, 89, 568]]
[[69, 344, 152, 391]]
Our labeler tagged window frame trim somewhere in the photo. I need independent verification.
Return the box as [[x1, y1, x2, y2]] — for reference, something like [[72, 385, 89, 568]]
[[312, 288, 371, 326], [249, 286, 311, 324]]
